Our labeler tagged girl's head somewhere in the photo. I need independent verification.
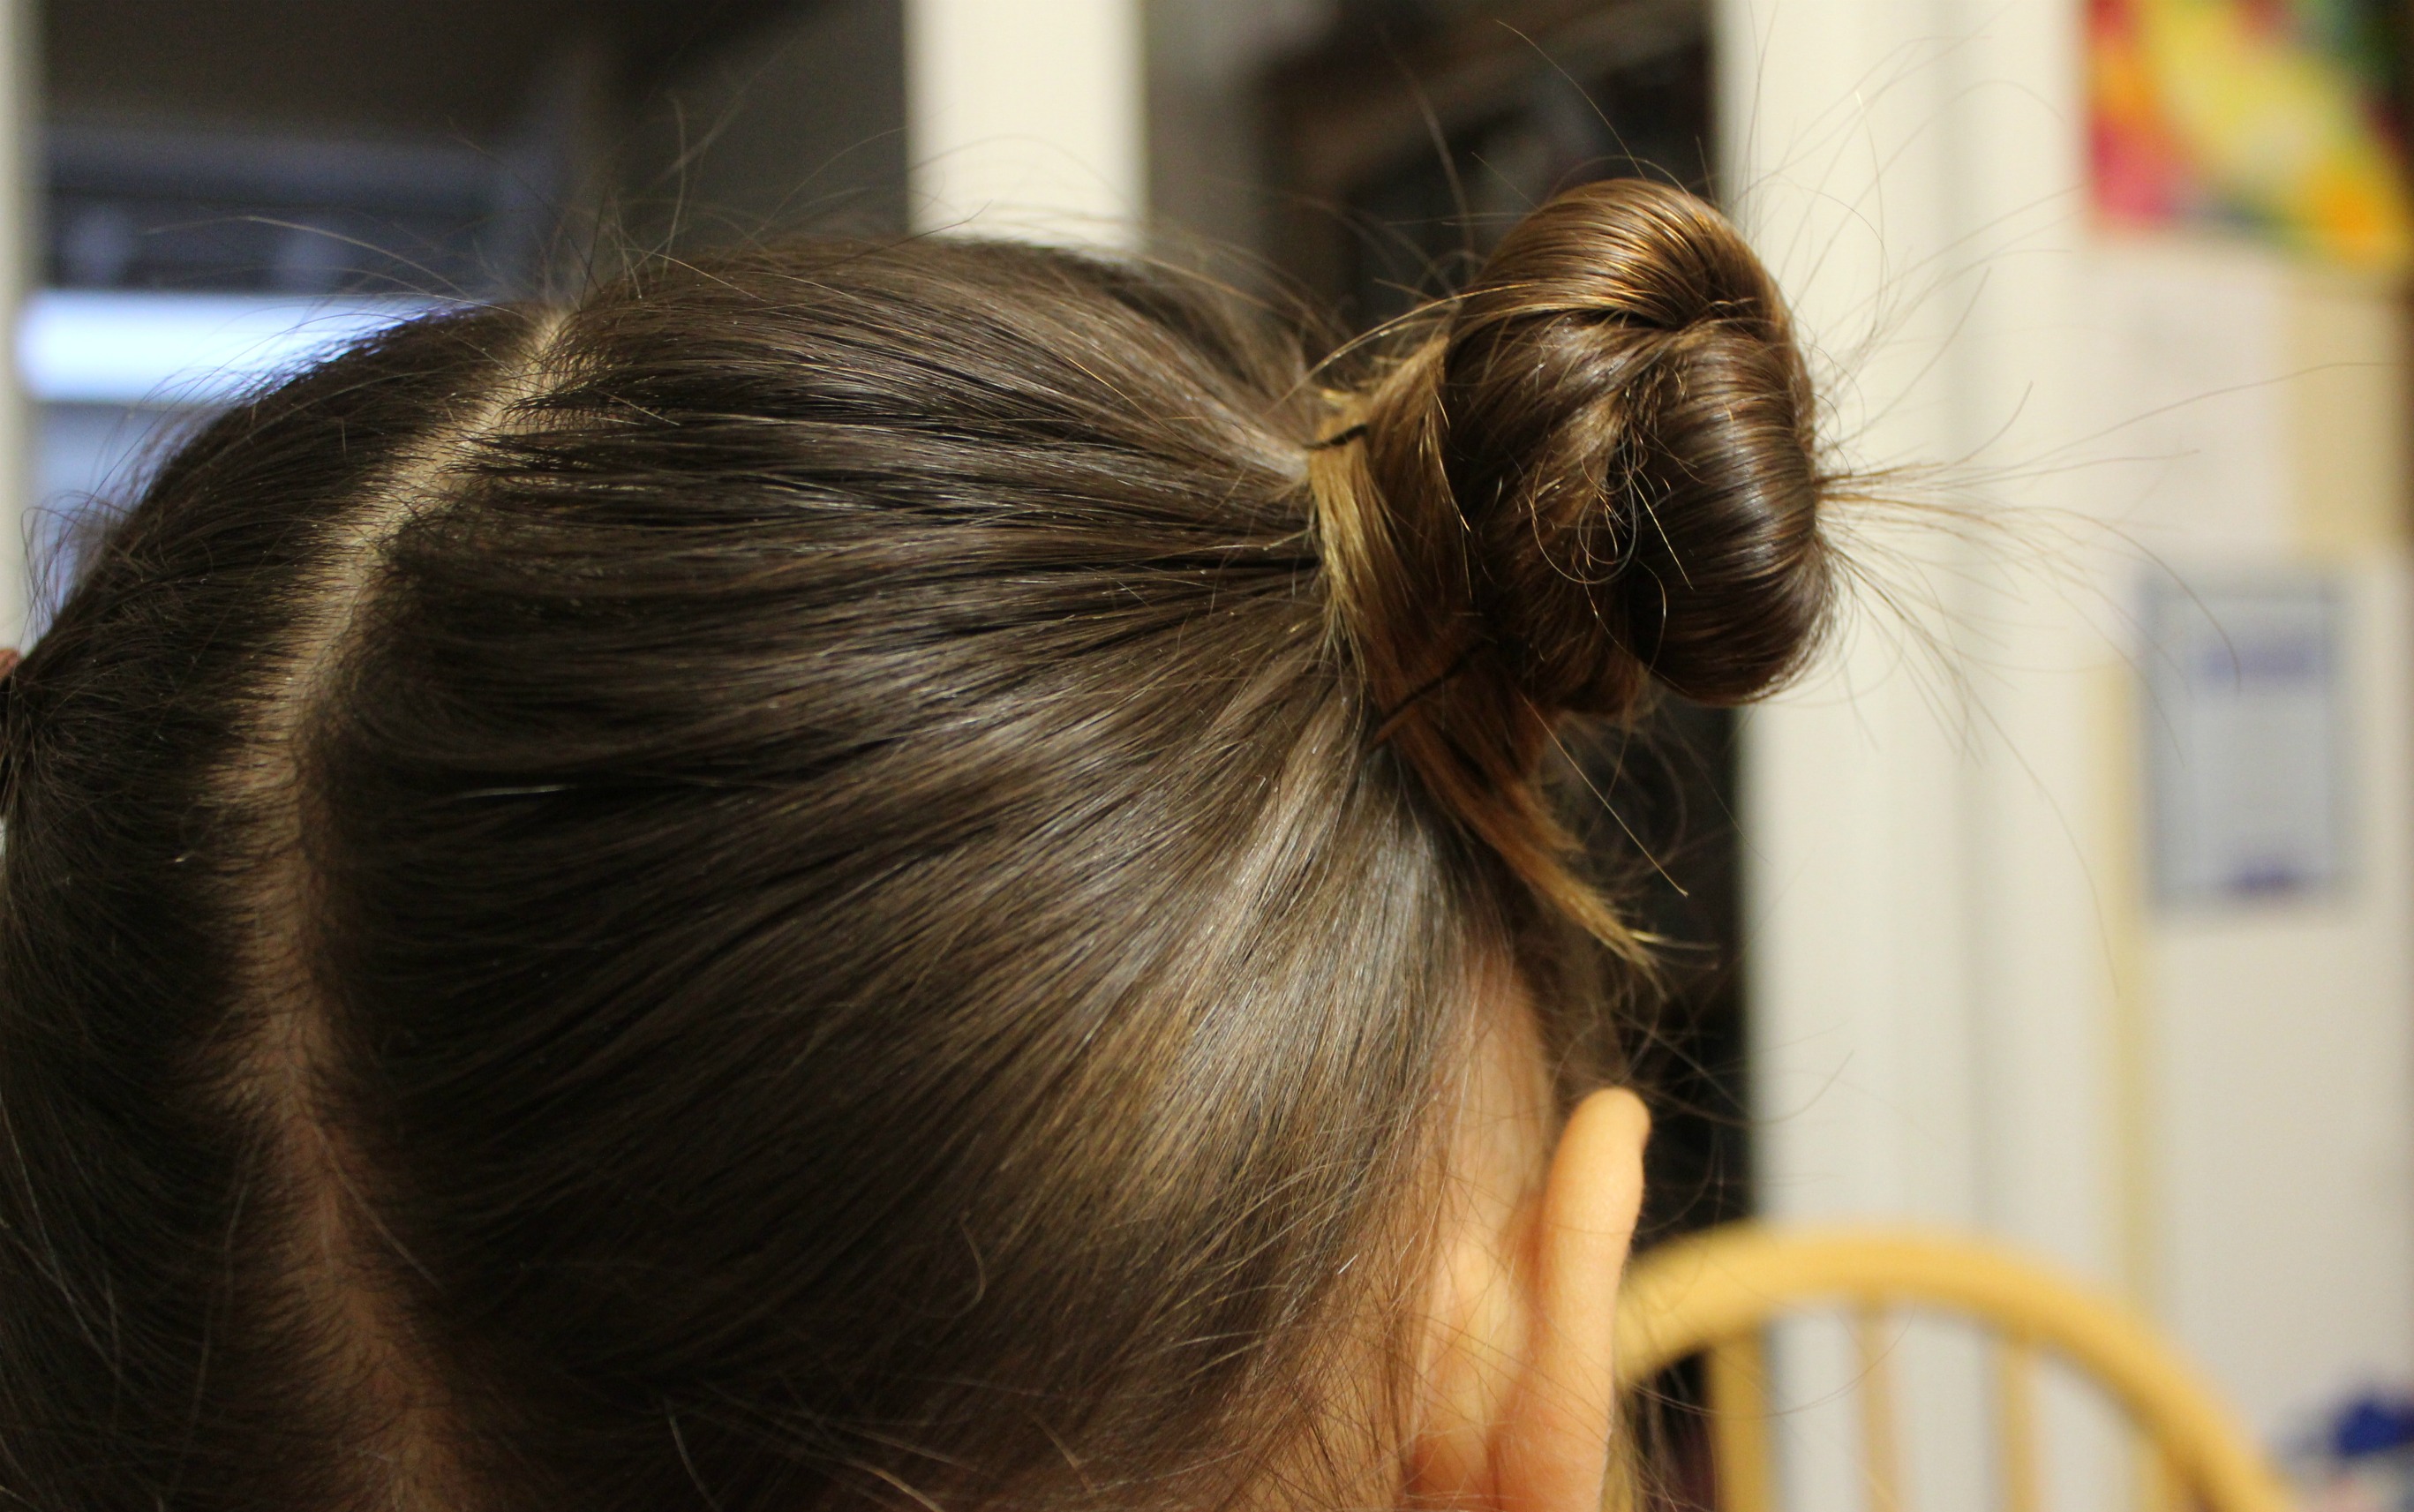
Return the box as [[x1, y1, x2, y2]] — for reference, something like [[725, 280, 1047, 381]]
[[0, 179, 1827, 1511]]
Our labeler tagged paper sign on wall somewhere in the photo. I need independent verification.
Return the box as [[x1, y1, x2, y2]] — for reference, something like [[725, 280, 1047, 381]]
[[2145, 575, 2348, 905]]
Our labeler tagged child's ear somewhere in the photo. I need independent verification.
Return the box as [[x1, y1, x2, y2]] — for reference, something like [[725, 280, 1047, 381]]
[[1411, 1087, 1650, 1512]]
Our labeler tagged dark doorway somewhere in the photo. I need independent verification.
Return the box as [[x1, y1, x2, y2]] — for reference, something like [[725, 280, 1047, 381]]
[[1260, 0, 1750, 1250]]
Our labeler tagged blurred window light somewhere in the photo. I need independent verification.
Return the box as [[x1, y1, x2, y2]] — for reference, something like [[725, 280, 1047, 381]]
[[19, 289, 447, 408]]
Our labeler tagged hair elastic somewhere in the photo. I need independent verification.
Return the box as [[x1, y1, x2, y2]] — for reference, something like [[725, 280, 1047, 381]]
[[1370, 645, 1479, 746]]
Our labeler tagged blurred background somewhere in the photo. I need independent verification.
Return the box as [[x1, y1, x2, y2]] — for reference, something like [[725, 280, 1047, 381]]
[[9, 0, 2414, 1506]]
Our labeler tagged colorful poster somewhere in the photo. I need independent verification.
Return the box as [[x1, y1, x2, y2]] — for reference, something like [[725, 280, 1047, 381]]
[[2089, 0, 2414, 271]]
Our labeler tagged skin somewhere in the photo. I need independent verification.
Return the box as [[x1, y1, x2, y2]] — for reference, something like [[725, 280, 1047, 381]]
[[1410, 997, 1651, 1512]]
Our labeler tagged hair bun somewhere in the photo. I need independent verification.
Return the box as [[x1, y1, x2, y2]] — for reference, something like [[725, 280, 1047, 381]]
[[1340, 177, 1831, 720]]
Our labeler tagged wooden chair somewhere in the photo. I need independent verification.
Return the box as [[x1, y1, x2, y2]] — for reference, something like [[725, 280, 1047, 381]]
[[1608, 1226, 2291, 1512]]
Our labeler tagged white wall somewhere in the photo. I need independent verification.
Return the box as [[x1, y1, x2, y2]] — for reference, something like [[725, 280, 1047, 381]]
[[2115, 249, 2414, 1441], [1725, 0, 2414, 1487], [0, 0, 31, 645], [1719, 4, 2116, 1504], [906, 0, 1145, 246], [1722, 0, 2102, 1259]]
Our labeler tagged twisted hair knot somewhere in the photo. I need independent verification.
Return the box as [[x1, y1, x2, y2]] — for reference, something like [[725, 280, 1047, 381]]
[[1309, 177, 1834, 946]]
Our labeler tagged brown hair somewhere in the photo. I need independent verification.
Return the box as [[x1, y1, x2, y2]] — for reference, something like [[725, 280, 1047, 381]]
[[0, 179, 1828, 1512]]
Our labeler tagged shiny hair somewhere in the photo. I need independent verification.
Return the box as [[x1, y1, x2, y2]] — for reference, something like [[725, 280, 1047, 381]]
[[0, 179, 1830, 1511]]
